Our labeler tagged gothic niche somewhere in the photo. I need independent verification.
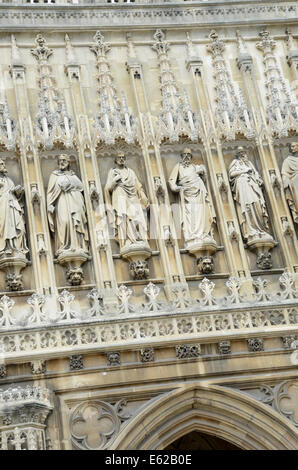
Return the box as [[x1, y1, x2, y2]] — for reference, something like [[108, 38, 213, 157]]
[[0, 158, 29, 291], [282, 142, 298, 225], [168, 148, 217, 274], [47, 154, 89, 285], [229, 146, 276, 269], [105, 151, 151, 280]]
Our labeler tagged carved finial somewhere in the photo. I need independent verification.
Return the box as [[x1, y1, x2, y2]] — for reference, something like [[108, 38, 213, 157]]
[[11, 35, 23, 67], [152, 29, 169, 55], [90, 30, 111, 58], [256, 29, 276, 52], [207, 30, 225, 56]]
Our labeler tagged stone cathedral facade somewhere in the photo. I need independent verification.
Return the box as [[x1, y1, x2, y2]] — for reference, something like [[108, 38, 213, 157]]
[[0, 0, 297, 451]]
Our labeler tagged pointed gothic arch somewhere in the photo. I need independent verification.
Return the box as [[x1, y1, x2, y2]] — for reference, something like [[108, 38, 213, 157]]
[[111, 383, 298, 450]]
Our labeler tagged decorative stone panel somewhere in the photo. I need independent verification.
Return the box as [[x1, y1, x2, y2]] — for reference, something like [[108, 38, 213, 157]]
[[176, 344, 201, 359], [247, 338, 264, 352]]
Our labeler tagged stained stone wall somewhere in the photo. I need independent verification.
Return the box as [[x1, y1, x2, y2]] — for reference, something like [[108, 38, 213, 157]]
[[0, 0, 297, 451]]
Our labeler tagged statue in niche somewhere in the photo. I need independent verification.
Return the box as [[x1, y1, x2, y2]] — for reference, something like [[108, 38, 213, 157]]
[[229, 146, 275, 269], [105, 152, 151, 280], [47, 154, 89, 285], [0, 158, 28, 291], [282, 142, 298, 224], [0, 159, 27, 255], [168, 148, 217, 274]]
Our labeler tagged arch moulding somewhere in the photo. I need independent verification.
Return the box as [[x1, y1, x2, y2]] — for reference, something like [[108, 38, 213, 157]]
[[111, 383, 298, 450]]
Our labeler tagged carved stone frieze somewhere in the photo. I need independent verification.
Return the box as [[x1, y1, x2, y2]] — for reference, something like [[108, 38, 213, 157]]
[[0, 4, 295, 30]]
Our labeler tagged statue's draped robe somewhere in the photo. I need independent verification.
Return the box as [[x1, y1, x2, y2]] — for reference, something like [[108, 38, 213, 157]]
[[0, 175, 27, 253], [169, 163, 214, 245], [282, 155, 298, 223], [105, 167, 149, 249], [229, 158, 270, 240], [47, 170, 89, 255]]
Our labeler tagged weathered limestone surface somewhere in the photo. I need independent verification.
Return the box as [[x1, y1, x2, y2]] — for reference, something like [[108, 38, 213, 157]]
[[0, 0, 297, 451]]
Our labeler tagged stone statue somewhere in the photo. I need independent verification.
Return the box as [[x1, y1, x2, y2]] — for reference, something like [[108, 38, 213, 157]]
[[229, 147, 274, 269], [168, 148, 217, 274], [229, 147, 272, 242], [0, 158, 28, 291], [47, 154, 89, 257], [168, 148, 215, 247], [282, 142, 298, 224], [0, 159, 27, 256], [104, 152, 149, 250]]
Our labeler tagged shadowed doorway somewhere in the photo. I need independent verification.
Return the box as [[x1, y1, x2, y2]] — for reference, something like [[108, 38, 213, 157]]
[[165, 431, 241, 450]]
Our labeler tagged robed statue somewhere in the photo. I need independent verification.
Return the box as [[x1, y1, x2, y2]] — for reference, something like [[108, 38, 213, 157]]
[[104, 152, 149, 250], [168, 148, 215, 248], [47, 154, 89, 256], [229, 147, 272, 241], [0, 159, 28, 255], [282, 142, 298, 224]]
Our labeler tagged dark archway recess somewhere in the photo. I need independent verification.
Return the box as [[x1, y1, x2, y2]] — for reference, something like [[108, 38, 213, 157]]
[[165, 431, 241, 451]]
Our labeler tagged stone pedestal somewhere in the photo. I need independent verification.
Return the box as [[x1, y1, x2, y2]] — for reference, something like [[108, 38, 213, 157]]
[[0, 252, 28, 291], [247, 235, 276, 270]]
